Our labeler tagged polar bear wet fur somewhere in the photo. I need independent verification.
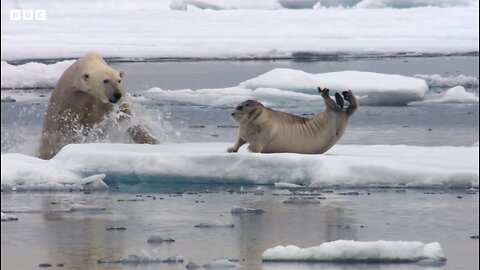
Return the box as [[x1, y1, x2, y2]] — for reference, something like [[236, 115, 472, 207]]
[[37, 52, 158, 160]]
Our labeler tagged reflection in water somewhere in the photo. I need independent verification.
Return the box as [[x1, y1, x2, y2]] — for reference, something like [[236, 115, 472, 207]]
[[1, 188, 477, 270]]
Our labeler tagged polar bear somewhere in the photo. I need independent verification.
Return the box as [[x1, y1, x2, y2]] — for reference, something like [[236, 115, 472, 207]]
[[37, 52, 158, 160]]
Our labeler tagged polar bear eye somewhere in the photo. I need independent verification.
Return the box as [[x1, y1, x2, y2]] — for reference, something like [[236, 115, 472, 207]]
[[103, 79, 110, 84]]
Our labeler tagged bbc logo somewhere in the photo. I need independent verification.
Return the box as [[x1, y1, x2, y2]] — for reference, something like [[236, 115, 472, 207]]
[[10, 9, 46, 21]]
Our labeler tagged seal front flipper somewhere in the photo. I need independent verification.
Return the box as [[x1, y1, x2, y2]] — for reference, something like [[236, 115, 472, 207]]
[[335, 92, 344, 109], [318, 87, 340, 112]]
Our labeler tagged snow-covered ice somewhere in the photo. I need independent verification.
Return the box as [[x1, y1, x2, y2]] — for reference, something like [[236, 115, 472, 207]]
[[0, 60, 74, 89], [0, 153, 108, 191], [414, 74, 479, 88], [1, 142, 478, 191], [239, 69, 430, 105], [423, 86, 479, 103], [1, 1, 478, 61], [261, 240, 446, 263]]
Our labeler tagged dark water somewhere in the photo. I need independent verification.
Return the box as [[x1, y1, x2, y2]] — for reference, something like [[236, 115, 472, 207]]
[[111, 56, 479, 91], [1, 187, 479, 270]]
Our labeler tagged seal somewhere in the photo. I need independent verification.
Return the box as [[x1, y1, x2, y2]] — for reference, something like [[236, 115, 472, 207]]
[[227, 87, 357, 154]]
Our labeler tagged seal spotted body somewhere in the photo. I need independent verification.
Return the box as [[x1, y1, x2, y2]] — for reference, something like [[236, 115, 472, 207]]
[[227, 88, 357, 154]]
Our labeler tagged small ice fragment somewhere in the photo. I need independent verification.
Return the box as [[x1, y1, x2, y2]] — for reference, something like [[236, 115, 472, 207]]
[[230, 206, 265, 215], [1, 212, 18, 221], [203, 258, 239, 269], [283, 197, 321, 204], [147, 235, 175, 243], [194, 221, 235, 228], [162, 255, 184, 263], [106, 227, 127, 231], [274, 183, 304, 189], [69, 205, 106, 212], [186, 261, 201, 269], [80, 174, 108, 191], [273, 190, 293, 196]]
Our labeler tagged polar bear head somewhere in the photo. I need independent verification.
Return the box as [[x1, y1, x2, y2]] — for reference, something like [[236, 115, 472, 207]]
[[73, 52, 126, 104]]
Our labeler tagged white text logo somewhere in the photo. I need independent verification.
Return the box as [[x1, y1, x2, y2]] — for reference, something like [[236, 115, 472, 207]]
[[10, 10, 46, 21]]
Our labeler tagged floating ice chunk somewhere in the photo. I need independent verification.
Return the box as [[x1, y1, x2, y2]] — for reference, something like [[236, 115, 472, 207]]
[[69, 204, 106, 212], [194, 221, 235, 228], [261, 240, 447, 262], [230, 206, 265, 214], [274, 183, 305, 189], [239, 69, 429, 106], [203, 258, 239, 269], [147, 235, 175, 243], [413, 74, 479, 88], [79, 174, 109, 191], [1, 153, 84, 191], [1, 60, 74, 89], [97, 250, 182, 264], [273, 190, 294, 196], [425, 86, 479, 103], [1, 212, 18, 222]]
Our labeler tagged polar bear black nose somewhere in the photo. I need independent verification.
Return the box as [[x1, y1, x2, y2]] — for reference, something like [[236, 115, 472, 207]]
[[109, 91, 122, 103]]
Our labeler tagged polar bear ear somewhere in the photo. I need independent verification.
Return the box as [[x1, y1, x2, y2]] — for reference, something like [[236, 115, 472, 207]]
[[82, 73, 90, 81], [119, 71, 125, 78]]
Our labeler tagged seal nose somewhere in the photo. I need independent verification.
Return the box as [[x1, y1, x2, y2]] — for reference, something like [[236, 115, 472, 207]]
[[109, 90, 122, 104]]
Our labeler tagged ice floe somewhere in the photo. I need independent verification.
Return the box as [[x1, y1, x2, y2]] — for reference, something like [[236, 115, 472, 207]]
[[1, 142, 478, 191], [413, 74, 479, 88], [422, 86, 479, 103], [240, 69, 429, 105], [97, 250, 183, 264], [261, 240, 446, 263], [0, 153, 108, 191], [0, 60, 74, 89]]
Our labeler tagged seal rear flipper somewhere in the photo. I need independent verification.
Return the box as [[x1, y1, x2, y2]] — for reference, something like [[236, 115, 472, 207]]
[[342, 90, 358, 116], [335, 92, 344, 109]]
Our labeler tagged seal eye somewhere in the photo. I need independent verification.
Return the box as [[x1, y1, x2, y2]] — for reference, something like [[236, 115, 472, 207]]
[[118, 80, 122, 84], [103, 79, 110, 84], [245, 103, 249, 107], [237, 106, 243, 111]]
